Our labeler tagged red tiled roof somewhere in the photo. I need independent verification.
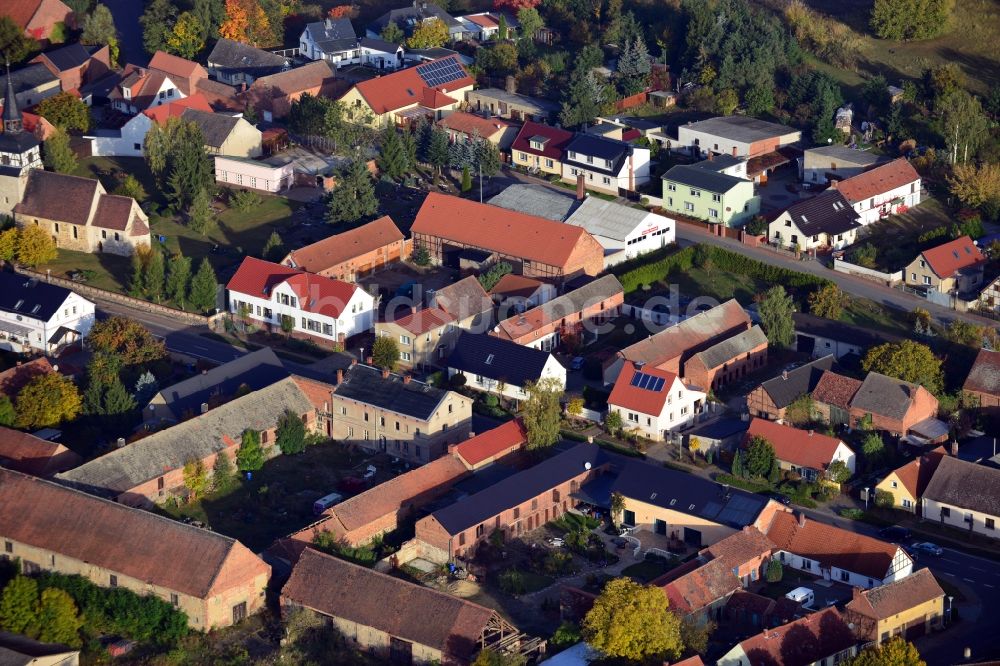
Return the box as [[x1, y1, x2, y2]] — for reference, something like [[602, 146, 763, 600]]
[[811, 371, 862, 410], [489, 273, 545, 299], [511, 121, 574, 161], [964, 348, 1000, 397], [607, 361, 678, 415], [142, 94, 213, 124], [130, 216, 150, 237], [453, 419, 527, 467], [2, 0, 61, 30], [746, 418, 849, 472], [619, 299, 750, 369], [149, 50, 206, 81], [737, 607, 856, 666], [282, 548, 498, 660], [351, 57, 472, 115], [920, 235, 986, 279], [766, 511, 902, 580], [0, 426, 81, 477], [437, 110, 510, 138], [226, 256, 360, 319], [253, 60, 336, 97], [92, 194, 135, 231], [390, 306, 455, 335], [326, 454, 469, 533], [283, 216, 403, 274], [703, 527, 773, 569], [13, 171, 99, 226], [0, 358, 53, 397], [886, 446, 945, 498], [0, 468, 269, 599], [465, 13, 499, 27], [661, 558, 740, 614], [845, 568, 944, 622], [412, 192, 595, 269], [834, 158, 920, 204]]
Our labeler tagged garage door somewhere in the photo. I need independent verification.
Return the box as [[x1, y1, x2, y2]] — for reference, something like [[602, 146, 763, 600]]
[[905, 619, 926, 640]]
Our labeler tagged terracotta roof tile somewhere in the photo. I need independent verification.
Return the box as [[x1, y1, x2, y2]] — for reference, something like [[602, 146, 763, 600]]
[[142, 94, 213, 124], [963, 348, 1000, 397], [746, 418, 850, 472], [0, 426, 81, 477], [432, 276, 493, 320], [390, 306, 455, 335], [619, 299, 750, 369], [453, 419, 526, 467], [607, 361, 679, 415], [282, 548, 498, 660], [834, 158, 920, 204], [811, 371, 862, 410], [325, 454, 468, 533], [227, 256, 360, 319], [661, 558, 741, 614], [511, 121, 574, 161], [464, 13, 499, 27], [351, 55, 472, 115], [494, 274, 623, 342], [703, 527, 773, 568], [13, 171, 99, 226], [920, 235, 986, 280], [92, 194, 135, 231], [0, 358, 52, 397], [437, 110, 510, 138], [886, 446, 945, 498], [4, 0, 48, 29], [0, 468, 268, 598], [421, 87, 457, 109], [283, 216, 403, 274], [149, 51, 206, 81], [489, 273, 544, 299], [846, 568, 944, 622], [737, 607, 856, 666], [766, 512, 902, 580]]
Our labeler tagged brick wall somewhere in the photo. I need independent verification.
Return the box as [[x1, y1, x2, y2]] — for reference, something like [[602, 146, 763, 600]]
[[683, 343, 768, 393]]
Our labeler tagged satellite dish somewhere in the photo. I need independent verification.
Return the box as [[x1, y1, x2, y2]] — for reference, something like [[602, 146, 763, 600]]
[[585, 462, 592, 470]]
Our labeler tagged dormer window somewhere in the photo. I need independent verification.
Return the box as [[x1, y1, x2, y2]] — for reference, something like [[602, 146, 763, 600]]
[[123, 88, 131, 99]]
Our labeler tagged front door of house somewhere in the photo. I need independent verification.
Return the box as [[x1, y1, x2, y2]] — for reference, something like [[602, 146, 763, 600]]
[[654, 519, 667, 535], [623, 510, 636, 527]]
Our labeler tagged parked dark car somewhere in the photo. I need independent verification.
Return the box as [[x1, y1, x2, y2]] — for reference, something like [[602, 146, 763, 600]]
[[878, 526, 912, 542]]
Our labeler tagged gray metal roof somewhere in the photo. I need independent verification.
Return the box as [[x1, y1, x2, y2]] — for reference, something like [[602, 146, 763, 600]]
[[689, 154, 744, 172], [565, 197, 671, 243], [662, 164, 748, 193], [58, 377, 315, 493], [305, 18, 358, 53], [487, 184, 579, 221], [467, 87, 559, 113], [207, 38, 287, 72], [693, 325, 767, 370], [682, 115, 800, 143], [180, 108, 243, 149], [804, 145, 885, 166]]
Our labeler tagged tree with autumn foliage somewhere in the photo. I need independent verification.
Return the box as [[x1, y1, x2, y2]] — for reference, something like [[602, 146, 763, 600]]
[[166, 11, 206, 59], [407, 18, 449, 48], [219, 0, 271, 47], [494, 0, 540, 12], [327, 4, 357, 19]]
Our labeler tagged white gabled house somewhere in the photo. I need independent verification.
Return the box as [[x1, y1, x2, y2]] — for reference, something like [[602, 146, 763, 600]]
[[606, 361, 706, 441], [561, 133, 650, 196], [0, 273, 95, 354], [768, 189, 862, 252], [834, 157, 922, 225], [226, 257, 374, 345], [300, 18, 403, 71], [446, 332, 566, 402]]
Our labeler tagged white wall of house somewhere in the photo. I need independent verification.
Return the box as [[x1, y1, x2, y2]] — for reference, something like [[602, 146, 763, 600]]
[[562, 148, 651, 195], [113, 76, 185, 115], [0, 291, 95, 354], [922, 498, 1000, 540], [848, 179, 921, 225], [768, 213, 859, 251], [608, 377, 705, 441], [89, 114, 153, 157], [228, 281, 375, 342], [360, 45, 403, 70], [773, 548, 911, 589], [448, 355, 566, 402], [215, 157, 294, 193]]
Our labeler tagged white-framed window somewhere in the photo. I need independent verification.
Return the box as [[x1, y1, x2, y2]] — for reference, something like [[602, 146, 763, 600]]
[[708, 208, 719, 219], [923, 276, 931, 285], [667, 183, 676, 192], [712, 193, 721, 202], [400, 335, 411, 344], [684, 202, 694, 212], [401, 351, 411, 361]]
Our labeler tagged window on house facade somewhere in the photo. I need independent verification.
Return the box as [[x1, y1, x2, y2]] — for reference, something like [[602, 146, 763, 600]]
[[941, 507, 951, 518], [712, 193, 721, 202], [476, 524, 485, 537], [3, 541, 11, 553], [110, 575, 118, 587], [684, 202, 694, 212], [171, 593, 179, 606], [400, 335, 411, 344], [987, 518, 995, 530], [459, 533, 466, 545]]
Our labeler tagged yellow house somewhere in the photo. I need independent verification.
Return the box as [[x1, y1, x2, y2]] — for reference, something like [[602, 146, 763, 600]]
[[904, 235, 986, 295], [339, 55, 473, 128], [511, 121, 574, 177], [845, 569, 945, 643], [874, 447, 945, 513]]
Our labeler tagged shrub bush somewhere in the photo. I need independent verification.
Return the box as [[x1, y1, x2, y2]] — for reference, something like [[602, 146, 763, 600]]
[[614, 245, 695, 294], [839, 508, 866, 520]]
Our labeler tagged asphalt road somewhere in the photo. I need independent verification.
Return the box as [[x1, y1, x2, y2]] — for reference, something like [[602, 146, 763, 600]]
[[801, 506, 1000, 662], [674, 225, 998, 329]]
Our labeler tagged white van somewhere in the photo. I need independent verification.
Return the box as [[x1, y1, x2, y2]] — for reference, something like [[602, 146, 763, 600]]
[[785, 587, 815, 608], [312, 492, 343, 515]]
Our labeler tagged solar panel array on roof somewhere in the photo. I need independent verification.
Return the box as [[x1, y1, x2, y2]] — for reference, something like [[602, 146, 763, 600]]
[[417, 57, 466, 88], [630, 371, 665, 392], [716, 494, 761, 527]]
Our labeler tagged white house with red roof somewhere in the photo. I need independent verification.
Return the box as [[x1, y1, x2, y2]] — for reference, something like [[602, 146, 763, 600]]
[[226, 257, 375, 345], [511, 121, 574, 177], [832, 157, 921, 225], [904, 235, 986, 296], [607, 361, 706, 440], [745, 418, 855, 482]]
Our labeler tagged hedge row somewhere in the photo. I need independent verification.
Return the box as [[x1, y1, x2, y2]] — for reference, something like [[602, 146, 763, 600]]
[[714, 473, 771, 494], [35, 572, 189, 645], [615, 245, 697, 294]]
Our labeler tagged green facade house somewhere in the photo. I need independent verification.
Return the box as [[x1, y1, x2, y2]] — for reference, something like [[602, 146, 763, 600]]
[[661, 164, 759, 227]]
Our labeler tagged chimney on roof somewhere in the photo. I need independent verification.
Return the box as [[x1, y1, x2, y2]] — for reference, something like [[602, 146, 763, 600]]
[[116, 438, 126, 448], [15, 361, 20, 367], [336, 368, 344, 385], [852, 587, 863, 602], [382, 368, 390, 379], [351, 358, 358, 366], [797, 512, 806, 528], [403, 374, 412, 384], [808, 429, 813, 437], [505, 75, 516, 95], [829, 179, 838, 190], [201, 402, 209, 414], [782, 370, 788, 380], [366, 356, 374, 364], [950, 440, 959, 457], [707, 151, 714, 161], [576, 173, 586, 201]]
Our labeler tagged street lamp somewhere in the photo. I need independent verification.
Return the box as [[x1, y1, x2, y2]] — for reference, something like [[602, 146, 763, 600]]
[[947, 595, 954, 624], [863, 487, 870, 510]]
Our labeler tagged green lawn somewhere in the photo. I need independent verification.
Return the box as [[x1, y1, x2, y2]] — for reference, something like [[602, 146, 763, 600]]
[[848, 196, 955, 273], [621, 557, 678, 583], [50, 156, 302, 296], [157, 440, 368, 552]]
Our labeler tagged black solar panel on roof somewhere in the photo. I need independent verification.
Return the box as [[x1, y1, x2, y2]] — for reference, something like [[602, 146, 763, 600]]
[[716, 494, 761, 527], [416, 57, 466, 88], [630, 371, 665, 392]]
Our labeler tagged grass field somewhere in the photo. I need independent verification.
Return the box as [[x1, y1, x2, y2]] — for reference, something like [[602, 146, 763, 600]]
[[847, 196, 955, 272], [48, 156, 302, 297], [798, 0, 1000, 95]]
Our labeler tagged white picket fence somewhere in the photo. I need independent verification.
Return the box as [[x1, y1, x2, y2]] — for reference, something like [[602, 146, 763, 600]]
[[833, 258, 902, 285]]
